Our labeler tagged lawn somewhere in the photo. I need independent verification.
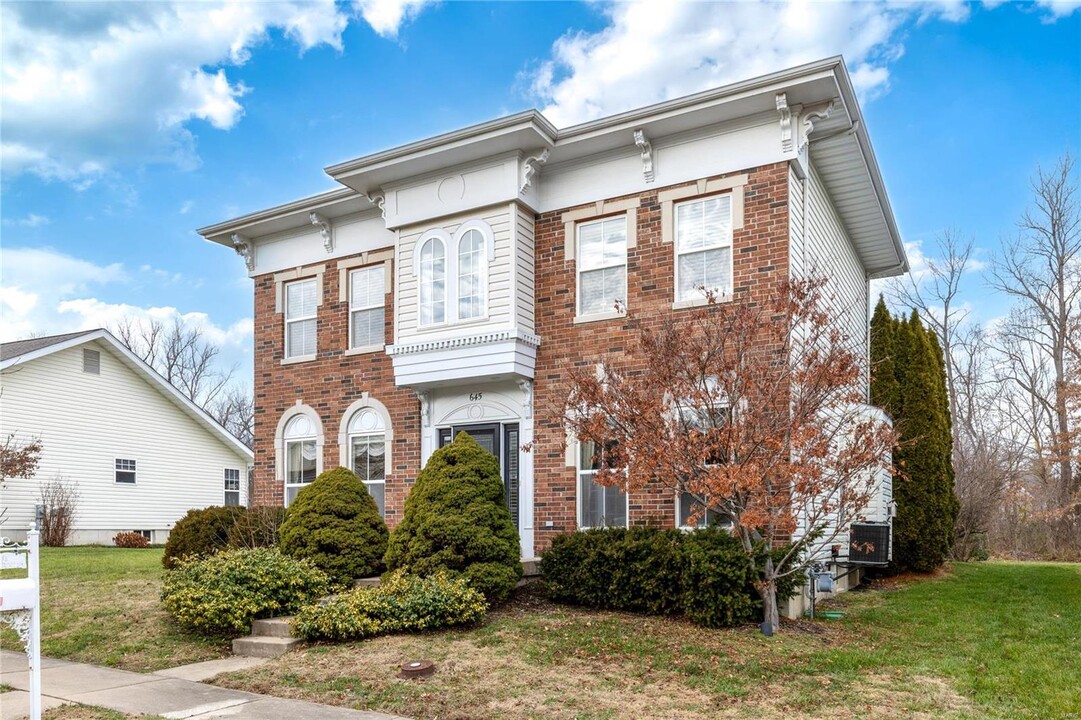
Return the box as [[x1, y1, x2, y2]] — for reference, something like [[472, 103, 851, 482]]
[[2, 548, 1077, 719], [0, 546, 228, 671]]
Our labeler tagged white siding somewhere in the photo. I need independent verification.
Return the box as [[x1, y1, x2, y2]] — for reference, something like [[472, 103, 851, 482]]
[[803, 164, 869, 394], [513, 203, 536, 333], [0, 342, 251, 542], [396, 206, 517, 342]]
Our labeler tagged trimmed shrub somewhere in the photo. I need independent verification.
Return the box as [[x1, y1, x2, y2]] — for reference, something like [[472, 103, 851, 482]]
[[162, 506, 245, 569], [293, 570, 487, 642], [280, 467, 389, 585], [384, 433, 522, 602], [113, 531, 150, 549], [228, 506, 287, 549], [541, 527, 805, 628], [161, 548, 330, 635]]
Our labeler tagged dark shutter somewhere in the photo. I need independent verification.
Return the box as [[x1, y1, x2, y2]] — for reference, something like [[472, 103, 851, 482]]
[[504, 424, 519, 528]]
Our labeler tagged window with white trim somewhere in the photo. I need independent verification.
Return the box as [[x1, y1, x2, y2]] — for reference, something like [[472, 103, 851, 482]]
[[224, 468, 241, 506], [675, 400, 733, 529], [349, 266, 385, 349], [283, 415, 317, 505], [675, 194, 733, 302], [418, 237, 447, 326], [115, 458, 136, 484], [284, 278, 317, 358], [348, 409, 386, 518], [578, 440, 627, 529], [577, 217, 627, 317], [457, 228, 486, 320]]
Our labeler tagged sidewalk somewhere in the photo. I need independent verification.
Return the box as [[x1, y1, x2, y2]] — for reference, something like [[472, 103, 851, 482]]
[[0, 650, 409, 720]]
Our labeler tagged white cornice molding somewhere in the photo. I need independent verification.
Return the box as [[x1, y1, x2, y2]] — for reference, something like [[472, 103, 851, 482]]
[[799, 100, 836, 153], [387, 328, 542, 356], [775, 93, 793, 153], [231, 233, 254, 271], [362, 192, 387, 220], [309, 212, 332, 253], [519, 149, 550, 193], [633, 129, 655, 183]]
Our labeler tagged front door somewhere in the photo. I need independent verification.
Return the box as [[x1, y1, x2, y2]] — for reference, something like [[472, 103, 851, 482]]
[[438, 423, 520, 528]]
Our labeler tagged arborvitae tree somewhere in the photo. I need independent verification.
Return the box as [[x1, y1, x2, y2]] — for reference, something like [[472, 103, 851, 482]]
[[870, 295, 900, 419], [279, 466, 389, 585], [890, 311, 957, 572], [384, 433, 522, 602]]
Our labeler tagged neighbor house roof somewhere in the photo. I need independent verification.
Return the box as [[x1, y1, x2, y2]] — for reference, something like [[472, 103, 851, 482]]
[[0, 329, 253, 460]]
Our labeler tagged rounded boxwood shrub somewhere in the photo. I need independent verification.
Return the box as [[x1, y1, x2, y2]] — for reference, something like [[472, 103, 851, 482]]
[[162, 506, 245, 569], [161, 547, 330, 635], [279, 466, 389, 585], [384, 433, 522, 602], [293, 569, 487, 642], [680, 528, 757, 627]]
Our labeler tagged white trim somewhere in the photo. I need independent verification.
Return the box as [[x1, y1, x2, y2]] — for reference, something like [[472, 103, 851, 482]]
[[275, 403, 324, 505], [0, 330, 253, 460], [284, 277, 318, 359], [673, 193, 734, 304], [224, 467, 242, 506], [576, 216, 628, 319], [453, 220, 494, 322], [347, 265, 386, 351], [114, 457, 137, 485], [337, 394, 395, 473], [387, 327, 541, 355], [415, 230, 450, 327], [575, 440, 630, 530]]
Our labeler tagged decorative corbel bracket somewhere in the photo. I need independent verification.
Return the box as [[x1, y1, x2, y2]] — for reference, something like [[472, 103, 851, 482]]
[[362, 192, 387, 221], [633, 129, 655, 183], [231, 233, 254, 272], [519, 149, 550, 193], [776, 93, 793, 153], [309, 212, 332, 253], [415, 390, 431, 427], [799, 100, 836, 153], [517, 379, 534, 419]]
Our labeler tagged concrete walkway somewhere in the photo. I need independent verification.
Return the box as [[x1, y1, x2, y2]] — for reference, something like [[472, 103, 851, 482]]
[[0, 650, 410, 720]]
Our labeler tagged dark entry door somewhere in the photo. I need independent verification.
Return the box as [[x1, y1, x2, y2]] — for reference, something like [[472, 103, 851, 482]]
[[438, 423, 519, 527]]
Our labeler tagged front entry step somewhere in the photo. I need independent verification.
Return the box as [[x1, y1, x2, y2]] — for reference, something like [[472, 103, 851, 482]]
[[233, 616, 300, 658]]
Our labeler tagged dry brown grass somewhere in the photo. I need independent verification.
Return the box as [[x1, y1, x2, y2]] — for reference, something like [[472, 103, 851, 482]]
[[42, 706, 165, 720]]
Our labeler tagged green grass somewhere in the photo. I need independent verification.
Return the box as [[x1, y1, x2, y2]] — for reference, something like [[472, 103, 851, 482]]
[[0, 546, 229, 672]]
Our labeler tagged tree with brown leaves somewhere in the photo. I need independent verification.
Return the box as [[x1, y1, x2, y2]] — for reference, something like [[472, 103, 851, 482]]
[[561, 278, 897, 631]]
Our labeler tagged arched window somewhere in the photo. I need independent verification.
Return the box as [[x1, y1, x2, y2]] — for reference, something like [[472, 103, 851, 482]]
[[457, 228, 486, 320], [283, 414, 318, 505], [418, 236, 446, 326], [347, 408, 387, 517]]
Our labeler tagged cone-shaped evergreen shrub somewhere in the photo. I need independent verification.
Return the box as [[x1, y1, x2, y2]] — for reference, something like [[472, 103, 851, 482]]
[[384, 432, 522, 601], [279, 466, 388, 585]]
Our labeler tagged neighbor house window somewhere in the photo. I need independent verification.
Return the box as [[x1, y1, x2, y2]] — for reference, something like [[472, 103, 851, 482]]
[[284, 278, 317, 358], [348, 409, 386, 518], [577, 217, 627, 317], [283, 415, 317, 505], [418, 236, 446, 326], [577, 440, 627, 529], [457, 228, 486, 320], [349, 266, 385, 350], [115, 458, 136, 484], [224, 468, 241, 507], [675, 194, 733, 302]]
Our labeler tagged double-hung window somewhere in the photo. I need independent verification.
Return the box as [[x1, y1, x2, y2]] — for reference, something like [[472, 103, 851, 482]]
[[675, 194, 733, 302], [224, 468, 241, 506], [676, 401, 733, 528], [115, 458, 136, 484], [283, 415, 318, 505], [348, 409, 386, 518], [284, 278, 317, 358], [578, 440, 627, 529], [577, 217, 627, 317], [349, 266, 385, 349]]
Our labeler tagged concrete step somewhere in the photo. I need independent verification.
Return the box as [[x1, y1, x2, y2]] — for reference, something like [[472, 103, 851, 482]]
[[251, 617, 294, 638], [232, 635, 303, 658]]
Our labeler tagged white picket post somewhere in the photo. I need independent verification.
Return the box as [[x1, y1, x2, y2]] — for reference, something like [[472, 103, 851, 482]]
[[27, 523, 41, 720]]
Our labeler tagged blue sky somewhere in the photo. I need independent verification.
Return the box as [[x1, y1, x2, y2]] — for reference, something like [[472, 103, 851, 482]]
[[1, 1, 1079, 389]]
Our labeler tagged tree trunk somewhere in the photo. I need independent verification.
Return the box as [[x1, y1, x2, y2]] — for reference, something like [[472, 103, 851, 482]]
[[759, 556, 780, 633]]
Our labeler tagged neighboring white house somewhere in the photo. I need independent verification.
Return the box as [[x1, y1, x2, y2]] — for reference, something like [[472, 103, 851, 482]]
[[0, 329, 253, 544]]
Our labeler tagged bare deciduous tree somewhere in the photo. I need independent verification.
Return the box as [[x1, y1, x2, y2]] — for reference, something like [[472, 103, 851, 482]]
[[210, 386, 255, 449], [39, 475, 79, 547]]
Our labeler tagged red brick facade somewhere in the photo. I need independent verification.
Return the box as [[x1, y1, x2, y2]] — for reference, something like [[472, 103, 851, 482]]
[[250, 161, 791, 553]]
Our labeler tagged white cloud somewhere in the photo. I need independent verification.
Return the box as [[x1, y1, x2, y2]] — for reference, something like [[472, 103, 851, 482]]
[[526, 1, 1011, 127], [1035, 0, 1081, 19], [2, 213, 50, 227], [179, 200, 194, 215], [0, 0, 431, 186], [55, 298, 253, 349], [353, 0, 437, 38]]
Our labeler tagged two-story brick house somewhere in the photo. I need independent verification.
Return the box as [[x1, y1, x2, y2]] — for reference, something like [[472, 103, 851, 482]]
[[198, 57, 908, 565]]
